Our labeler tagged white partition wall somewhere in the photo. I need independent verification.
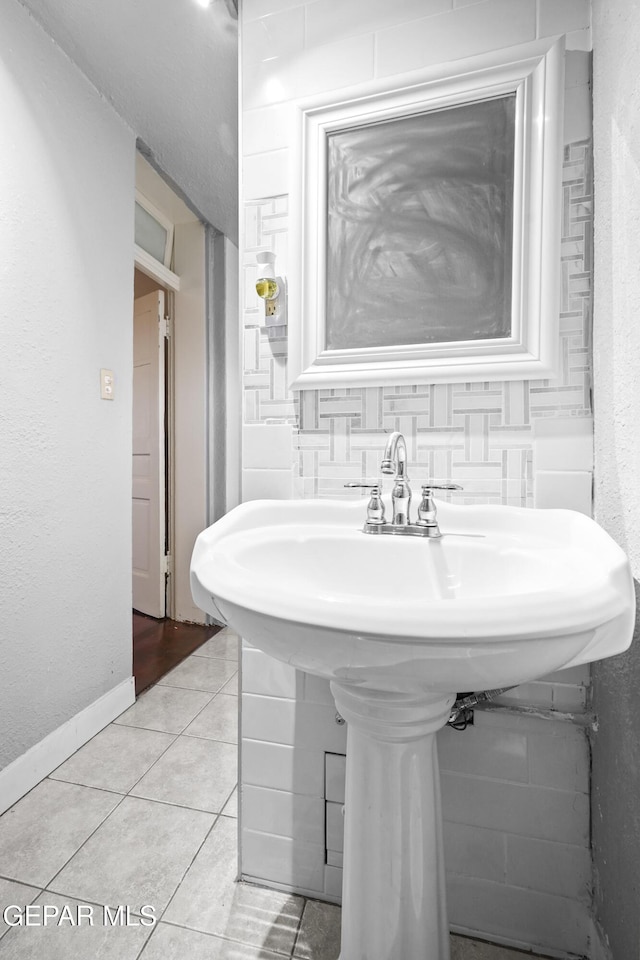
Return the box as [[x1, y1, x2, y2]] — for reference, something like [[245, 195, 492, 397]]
[[0, 0, 135, 805]]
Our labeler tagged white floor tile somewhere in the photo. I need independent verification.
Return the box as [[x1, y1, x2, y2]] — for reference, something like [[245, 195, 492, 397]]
[[183, 693, 238, 743], [158, 657, 238, 694], [0, 780, 120, 887], [222, 789, 238, 819], [194, 633, 239, 661], [164, 817, 303, 954], [50, 724, 175, 793], [293, 898, 341, 959], [220, 672, 239, 696], [0, 878, 41, 941], [49, 796, 214, 914], [114, 685, 214, 735], [0, 893, 151, 960], [140, 922, 289, 959], [130, 737, 237, 813]]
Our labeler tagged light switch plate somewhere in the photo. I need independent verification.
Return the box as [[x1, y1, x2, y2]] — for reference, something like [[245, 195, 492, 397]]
[[100, 368, 114, 400]]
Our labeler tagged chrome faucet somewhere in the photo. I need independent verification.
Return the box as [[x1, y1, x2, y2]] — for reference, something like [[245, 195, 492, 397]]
[[345, 432, 463, 538], [380, 431, 411, 525]]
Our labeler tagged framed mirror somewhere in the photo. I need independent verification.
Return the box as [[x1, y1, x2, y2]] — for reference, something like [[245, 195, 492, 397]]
[[289, 37, 564, 389]]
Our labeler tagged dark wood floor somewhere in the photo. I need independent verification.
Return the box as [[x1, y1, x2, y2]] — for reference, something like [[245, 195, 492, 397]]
[[133, 612, 222, 695]]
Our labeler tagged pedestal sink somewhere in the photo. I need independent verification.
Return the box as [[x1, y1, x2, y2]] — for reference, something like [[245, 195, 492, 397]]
[[191, 497, 634, 960]]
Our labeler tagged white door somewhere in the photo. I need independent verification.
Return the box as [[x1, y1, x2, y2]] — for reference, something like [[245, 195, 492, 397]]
[[133, 290, 166, 617]]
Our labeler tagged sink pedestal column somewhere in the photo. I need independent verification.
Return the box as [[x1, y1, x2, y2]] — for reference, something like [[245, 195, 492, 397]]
[[330, 683, 456, 960]]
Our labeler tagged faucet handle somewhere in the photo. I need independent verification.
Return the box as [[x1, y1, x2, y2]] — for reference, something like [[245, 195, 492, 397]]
[[421, 483, 463, 494], [344, 482, 386, 526], [417, 483, 462, 527]]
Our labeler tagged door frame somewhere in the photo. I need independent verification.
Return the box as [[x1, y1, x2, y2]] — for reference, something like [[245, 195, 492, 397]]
[[134, 151, 240, 624], [133, 259, 175, 618], [132, 287, 169, 618]]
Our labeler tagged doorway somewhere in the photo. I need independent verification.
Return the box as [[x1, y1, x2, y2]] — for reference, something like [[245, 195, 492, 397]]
[[132, 151, 240, 633], [133, 275, 171, 619], [134, 153, 206, 627]]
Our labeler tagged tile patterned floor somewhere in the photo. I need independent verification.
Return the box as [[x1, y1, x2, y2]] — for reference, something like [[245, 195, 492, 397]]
[[0, 628, 548, 960]]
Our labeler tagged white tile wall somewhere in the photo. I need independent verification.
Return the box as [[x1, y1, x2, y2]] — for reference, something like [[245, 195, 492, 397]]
[[319, 710, 591, 841], [527, 728, 590, 793], [242, 645, 302, 699], [242, 829, 326, 893], [240, 1, 596, 954], [565, 49, 591, 88], [438, 719, 529, 783], [242, 5, 306, 63], [323, 863, 343, 900], [242, 694, 298, 744], [242, 467, 293, 500], [302, 671, 338, 706], [241, 739, 325, 796], [242, 694, 347, 753], [534, 470, 593, 513], [243, 104, 290, 156], [243, 0, 307, 21], [448, 876, 590, 956], [325, 801, 344, 856], [564, 81, 591, 144], [324, 753, 346, 803], [534, 416, 593, 471], [242, 784, 325, 844], [375, 0, 536, 77], [506, 834, 591, 900], [243, 32, 375, 110], [326, 849, 343, 869], [243, 423, 294, 469], [564, 27, 591, 52], [243, 149, 290, 200], [495, 678, 588, 713], [538, 0, 590, 39], [304, 0, 451, 49], [443, 821, 506, 883], [442, 773, 589, 845]]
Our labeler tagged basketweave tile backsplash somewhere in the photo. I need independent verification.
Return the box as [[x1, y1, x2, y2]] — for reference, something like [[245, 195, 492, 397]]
[[242, 140, 593, 507]]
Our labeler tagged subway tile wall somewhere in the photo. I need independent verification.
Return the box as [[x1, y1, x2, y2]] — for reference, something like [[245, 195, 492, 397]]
[[240, 3, 596, 955], [241, 644, 594, 958]]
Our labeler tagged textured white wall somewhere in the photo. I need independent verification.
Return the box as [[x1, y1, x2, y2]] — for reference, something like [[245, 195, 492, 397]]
[[592, 9, 640, 558], [0, 0, 135, 771], [591, 1, 640, 956]]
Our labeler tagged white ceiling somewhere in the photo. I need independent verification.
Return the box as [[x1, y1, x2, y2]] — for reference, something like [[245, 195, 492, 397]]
[[18, 0, 239, 243]]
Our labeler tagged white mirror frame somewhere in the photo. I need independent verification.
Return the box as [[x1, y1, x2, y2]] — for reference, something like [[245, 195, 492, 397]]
[[289, 37, 564, 390]]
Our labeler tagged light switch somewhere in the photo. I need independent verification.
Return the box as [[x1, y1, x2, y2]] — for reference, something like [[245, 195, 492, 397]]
[[100, 368, 115, 400]]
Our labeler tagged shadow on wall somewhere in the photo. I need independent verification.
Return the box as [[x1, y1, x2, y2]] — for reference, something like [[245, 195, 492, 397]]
[[590, 577, 640, 959]]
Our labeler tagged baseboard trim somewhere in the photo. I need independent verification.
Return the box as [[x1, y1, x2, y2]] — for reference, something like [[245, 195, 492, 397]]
[[240, 873, 337, 903], [0, 677, 135, 815]]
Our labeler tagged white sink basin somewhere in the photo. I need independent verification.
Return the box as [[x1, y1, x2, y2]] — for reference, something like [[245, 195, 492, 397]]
[[191, 496, 634, 960], [191, 497, 634, 694]]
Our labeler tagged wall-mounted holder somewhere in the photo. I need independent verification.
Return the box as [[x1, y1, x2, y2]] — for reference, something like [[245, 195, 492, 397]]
[[256, 251, 287, 341]]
